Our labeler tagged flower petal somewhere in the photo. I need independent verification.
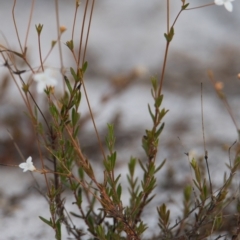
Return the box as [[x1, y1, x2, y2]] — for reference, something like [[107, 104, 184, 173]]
[[28, 164, 36, 171], [26, 156, 33, 164], [19, 163, 28, 172], [214, 0, 224, 5], [33, 68, 58, 93], [224, 2, 233, 11], [37, 82, 46, 93], [19, 156, 36, 172]]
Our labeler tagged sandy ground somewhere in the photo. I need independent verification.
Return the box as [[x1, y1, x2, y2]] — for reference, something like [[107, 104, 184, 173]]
[[1, 0, 240, 239]]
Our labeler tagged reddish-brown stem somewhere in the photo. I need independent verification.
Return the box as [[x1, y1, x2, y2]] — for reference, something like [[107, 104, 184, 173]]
[[71, 0, 80, 40], [54, 0, 65, 91], [12, 0, 23, 53], [77, 0, 89, 66], [186, 3, 214, 11], [37, 34, 44, 71], [24, 0, 35, 51], [82, 0, 95, 65]]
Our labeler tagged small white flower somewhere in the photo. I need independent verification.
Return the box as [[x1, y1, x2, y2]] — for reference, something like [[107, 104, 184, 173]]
[[33, 68, 58, 93], [214, 0, 234, 12], [19, 156, 36, 172]]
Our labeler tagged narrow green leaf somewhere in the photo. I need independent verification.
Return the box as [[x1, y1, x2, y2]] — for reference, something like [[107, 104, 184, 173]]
[[117, 184, 122, 200], [113, 174, 121, 188], [49, 104, 58, 119], [70, 212, 82, 218], [155, 95, 163, 108], [72, 108, 80, 127], [39, 216, 53, 227], [78, 167, 84, 179], [82, 61, 88, 73], [151, 77, 157, 91], [66, 40, 74, 51], [154, 159, 166, 173], [184, 185, 192, 202], [159, 108, 169, 120], [35, 24, 43, 35], [70, 67, 79, 81], [182, 3, 189, 10], [110, 151, 117, 170], [64, 75, 73, 93], [73, 125, 80, 138], [128, 157, 136, 176], [155, 123, 165, 138], [145, 194, 155, 205], [148, 104, 155, 122], [164, 27, 174, 43], [56, 219, 61, 240], [138, 159, 146, 173]]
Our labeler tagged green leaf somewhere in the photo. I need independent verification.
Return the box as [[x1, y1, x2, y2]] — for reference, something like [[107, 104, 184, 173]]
[[51, 40, 57, 48], [151, 77, 157, 91], [136, 221, 148, 235], [96, 225, 106, 239], [117, 184, 122, 200], [128, 157, 136, 176], [78, 167, 84, 179], [114, 174, 121, 185], [73, 125, 80, 139], [64, 75, 73, 93], [82, 61, 88, 73], [110, 151, 117, 169], [193, 179, 200, 190], [184, 185, 192, 202], [159, 108, 168, 120], [77, 187, 82, 205], [155, 95, 163, 108], [148, 104, 155, 122], [103, 160, 110, 172], [154, 159, 166, 173], [35, 24, 43, 35], [158, 203, 170, 225], [39, 216, 53, 227], [70, 212, 82, 218], [6, 49, 24, 58], [70, 67, 79, 82], [142, 136, 149, 156], [55, 219, 62, 240], [106, 124, 115, 152], [66, 40, 74, 51], [138, 159, 146, 173], [49, 103, 59, 119], [182, 3, 189, 10], [155, 123, 165, 138], [164, 27, 174, 43], [74, 91, 81, 110], [201, 182, 208, 201], [72, 108, 80, 127], [145, 194, 155, 205]]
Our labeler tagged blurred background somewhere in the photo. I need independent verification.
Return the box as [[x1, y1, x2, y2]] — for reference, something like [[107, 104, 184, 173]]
[[0, 0, 240, 239]]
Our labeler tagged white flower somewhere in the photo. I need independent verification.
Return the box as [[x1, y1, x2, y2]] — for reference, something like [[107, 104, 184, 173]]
[[214, 0, 234, 12], [19, 156, 36, 172], [33, 68, 58, 93]]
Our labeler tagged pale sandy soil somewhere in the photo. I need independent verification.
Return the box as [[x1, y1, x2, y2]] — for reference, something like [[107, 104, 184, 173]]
[[0, 0, 240, 239]]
